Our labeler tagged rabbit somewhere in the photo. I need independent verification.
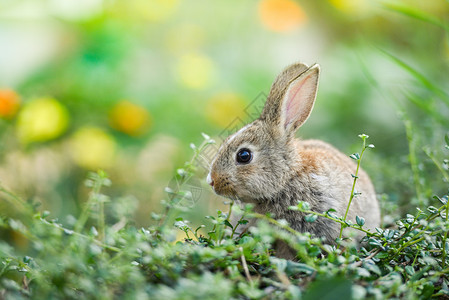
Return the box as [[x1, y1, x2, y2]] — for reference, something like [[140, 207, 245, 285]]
[[206, 62, 381, 258]]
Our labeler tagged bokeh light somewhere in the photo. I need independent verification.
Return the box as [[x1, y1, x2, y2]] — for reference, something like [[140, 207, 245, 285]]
[[176, 53, 216, 89], [123, 0, 179, 22], [258, 0, 307, 32], [70, 127, 117, 170], [205, 92, 246, 128], [109, 100, 151, 136], [16, 98, 69, 144], [329, 0, 373, 16], [0, 89, 20, 119]]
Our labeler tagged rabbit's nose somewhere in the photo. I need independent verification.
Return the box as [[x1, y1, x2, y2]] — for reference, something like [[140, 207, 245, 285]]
[[207, 172, 214, 187]]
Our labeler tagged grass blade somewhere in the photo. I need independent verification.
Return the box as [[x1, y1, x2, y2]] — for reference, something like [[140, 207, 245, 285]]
[[404, 93, 448, 125], [402, 113, 429, 206], [383, 2, 449, 31], [380, 50, 449, 106], [423, 147, 449, 183]]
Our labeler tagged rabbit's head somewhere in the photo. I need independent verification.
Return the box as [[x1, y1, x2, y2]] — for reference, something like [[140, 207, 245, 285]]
[[207, 63, 320, 203]]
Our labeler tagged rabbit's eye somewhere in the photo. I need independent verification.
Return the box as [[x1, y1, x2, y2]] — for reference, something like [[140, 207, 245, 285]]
[[236, 148, 252, 164]]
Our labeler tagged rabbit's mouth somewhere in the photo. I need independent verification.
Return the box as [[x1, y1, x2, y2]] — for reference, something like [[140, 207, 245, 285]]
[[214, 182, 261, 203], [210, 179, 239, 200], [207, 171, 243, 200], [213, 181, 236, 199]]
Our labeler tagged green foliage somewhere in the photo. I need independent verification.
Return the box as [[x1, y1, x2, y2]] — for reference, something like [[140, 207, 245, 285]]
[[0, 132, 448, 299]]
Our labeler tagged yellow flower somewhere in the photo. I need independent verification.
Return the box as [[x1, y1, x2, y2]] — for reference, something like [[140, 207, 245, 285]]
[[128, 0, 179, 22], [176, 53, 216, 89], [329, 0, 372, 15], [109, 101, 151, 136], [0, 89, 20, 119], [70, 127, 117, 170], [205, 92, 246, 128], [259, 0, 307, 32], [16, 98, 69, 144]]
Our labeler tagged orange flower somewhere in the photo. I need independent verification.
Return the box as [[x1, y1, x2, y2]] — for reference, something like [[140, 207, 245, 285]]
[[259, 0, 307, 32], [0, 89, 20, 119], [109, 101, 151, 136]]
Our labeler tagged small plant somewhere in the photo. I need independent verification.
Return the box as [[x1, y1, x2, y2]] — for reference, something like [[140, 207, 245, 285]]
[[339, 133, 375, 240]]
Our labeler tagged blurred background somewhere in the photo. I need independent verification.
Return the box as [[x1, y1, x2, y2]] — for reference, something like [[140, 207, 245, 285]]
[[0, 0, 448, 228]]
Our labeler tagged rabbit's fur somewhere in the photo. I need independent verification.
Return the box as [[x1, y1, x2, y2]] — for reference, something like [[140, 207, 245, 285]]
[[207, 63, 380, 257]]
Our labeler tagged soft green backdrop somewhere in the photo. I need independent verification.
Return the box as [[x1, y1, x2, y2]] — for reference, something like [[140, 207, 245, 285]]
[[0, 0, 447, 231]]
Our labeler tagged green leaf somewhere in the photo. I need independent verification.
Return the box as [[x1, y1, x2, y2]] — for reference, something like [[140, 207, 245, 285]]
[[223, 220, 233, 228], [356, 267, 371, 278], [375, 252, 389, 259], [356, 216, 365, 226], [325, 208, 338, 219], [352, 285, 367, 299], [177, 168, 188, 177], [363, 260, 381, 275], [1, 279, 22, 291], [201, 132, 210, 140], [427, 206, 438, 214], [270, 257, 287, 272], [349, 153, 360, 160], [421, 282, 435, 298], [383, 229, 395, 240], [305, 214, 318, 223], [368, 238, 382, 247], [90, 226, 98, 236], [151, 212, 161, 220], [433, 195, 448, 205], [303, 277, 352, 300], [405, 265, 415, 276], [287, 285, 302, 300], [195, 224, 205, 234], [410, 265, 431, 281], [285, 261, 316, 276], [297, 201, 310, 211]]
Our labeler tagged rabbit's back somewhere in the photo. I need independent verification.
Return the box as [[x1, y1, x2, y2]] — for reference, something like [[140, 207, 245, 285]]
[[296, 139, 381, 232]]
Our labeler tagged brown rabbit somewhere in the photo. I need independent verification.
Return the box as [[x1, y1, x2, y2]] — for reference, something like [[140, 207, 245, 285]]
[[207, 63, 380, 257]]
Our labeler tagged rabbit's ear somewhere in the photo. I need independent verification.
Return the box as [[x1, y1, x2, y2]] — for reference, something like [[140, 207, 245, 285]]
[[261, 64, 320, 137]]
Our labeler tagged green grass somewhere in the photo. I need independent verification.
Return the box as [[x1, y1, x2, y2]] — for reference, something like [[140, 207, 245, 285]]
[[0, 132, 448, 299]]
